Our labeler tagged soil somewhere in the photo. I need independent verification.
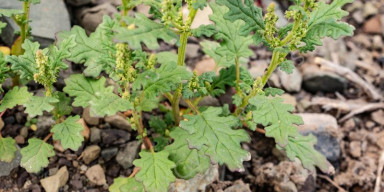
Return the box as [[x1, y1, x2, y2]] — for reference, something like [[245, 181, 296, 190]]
[[1, 0, 384, 192]]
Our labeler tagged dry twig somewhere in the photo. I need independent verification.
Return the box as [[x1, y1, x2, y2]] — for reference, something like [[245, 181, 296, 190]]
[[374, 151, 384, 192], [318, 174, 347, 192], [339, 102, 384, 122], [315, 57, 382, 101]]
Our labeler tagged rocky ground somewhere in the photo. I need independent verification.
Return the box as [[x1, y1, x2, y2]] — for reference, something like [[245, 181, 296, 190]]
[[0, 0, 384, 191]]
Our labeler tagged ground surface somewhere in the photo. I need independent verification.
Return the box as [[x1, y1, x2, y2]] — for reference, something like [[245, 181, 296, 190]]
[[0, 0, 384, 191]]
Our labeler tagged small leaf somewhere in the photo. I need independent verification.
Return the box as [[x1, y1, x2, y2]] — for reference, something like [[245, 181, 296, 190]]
[[133, 62, 191, 100], [0, 137, 17, 162], [116, 14, 178, 50], [209, 2, 253, 62], [180, 107, 251, 171], [193, 0, 208, 10], [279, 60, 295, 74], [89, 92, 133, 117], [133, 151, 176, 192], [110, 177, 145, 192], [0, 86, 33, 112], [0, 9, 23, 17], [51, 116, 84, 151], [52, 92, 73, 117], [20, 138, 55, 173], [166, 128, 210, 179], [264, 87, 285, 96], [191, 25, 217, 38], [63, 74, 113, 107], [24, 96, 59, 118], [216, 0, 265, 37]]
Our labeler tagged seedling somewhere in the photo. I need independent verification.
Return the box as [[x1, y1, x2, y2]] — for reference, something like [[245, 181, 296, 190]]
[[0, 0, 354, 191]]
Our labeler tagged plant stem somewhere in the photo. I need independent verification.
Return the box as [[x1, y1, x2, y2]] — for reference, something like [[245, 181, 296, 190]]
[[20, 1, 30, 54], [172, 85, 182, 126], [185, 99, 200, 114], [235, 57, 243, 95], [43, 132, 53, 142], [133, 111, 154, 152], [234, 50, 284, 116], [177, 32, 189, 66]]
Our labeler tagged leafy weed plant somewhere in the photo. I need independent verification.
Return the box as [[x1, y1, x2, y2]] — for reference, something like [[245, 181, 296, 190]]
[[0, 0, 354, 191]]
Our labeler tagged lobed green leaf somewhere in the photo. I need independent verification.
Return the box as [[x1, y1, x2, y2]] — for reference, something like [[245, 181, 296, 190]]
[[51, 115, 84, 151], [0, 137, 17, 163], [20, 138, 55, 173], [133, 151, 176, 192], [180, 107, 251, 171]]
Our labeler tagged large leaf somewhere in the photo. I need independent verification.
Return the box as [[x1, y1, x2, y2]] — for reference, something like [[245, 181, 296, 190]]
[[7, 40, 39, 80], [166, 128, 210, 179], [24, 96, 59, 118], [58, 16, 118, 77], [133, 151, 176, 192], [300, 0, 354, 52], [116, 14, 178, 50], [280, 135, 332, 173], [133, 62, 191, 100], [89, 92, 133, 117], [0, 137, 17, 163], [300, 21, 354, 52], [180, 107, 250, 171], [110, 177, 145, 192], [249, 95, 303, 146], [308, 0, 353, 27], [0, 86, 32, 112], [51, 116, 84, 151], [216, 0, 264, 37], [63, 74, 113, 107], [209, 3, 253, 62], [20, 138, 55, 173], [0, 9, 23, 17]]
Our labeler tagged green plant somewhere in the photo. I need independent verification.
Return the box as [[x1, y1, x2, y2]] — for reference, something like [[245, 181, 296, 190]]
[[0, 0, 354, 191]]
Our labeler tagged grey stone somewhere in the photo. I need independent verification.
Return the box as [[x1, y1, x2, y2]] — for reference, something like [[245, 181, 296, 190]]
[[76, 3, 117, 34], [297, 113, 340, 166], [81, 145, 101, 164], [35, 115, 55, 137], [115, 141, 140, 169], [302, 68, 347, 93], [104, 115, 131, 131], [277, 68, 302, 92], [101, 129, 130, 145], [185, 44, 200, 59], [90, 127, 101, 144], [101, 147, 118, 161], [0, 0, 71, 47], [66, 0, 92, 6], [169, 164, 219, 192], [40, 166, 69, 192], [0, 145, 21, 177]]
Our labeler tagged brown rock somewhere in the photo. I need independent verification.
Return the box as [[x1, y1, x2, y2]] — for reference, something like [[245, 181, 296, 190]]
[[78, 118, 90, 140], [363, 15, 382, 34], [349, 141, 362, 158], [81, 145, 101, 164], [371, 110, 384, 125], [105, 115, 131, 130], [224, 180, 251, 192], [83, 107, 100, 126], [40, 166, 69, 192], [85, 165, 106, 186], [14, 135, 25, 144], [194, 58, 216, 75]]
